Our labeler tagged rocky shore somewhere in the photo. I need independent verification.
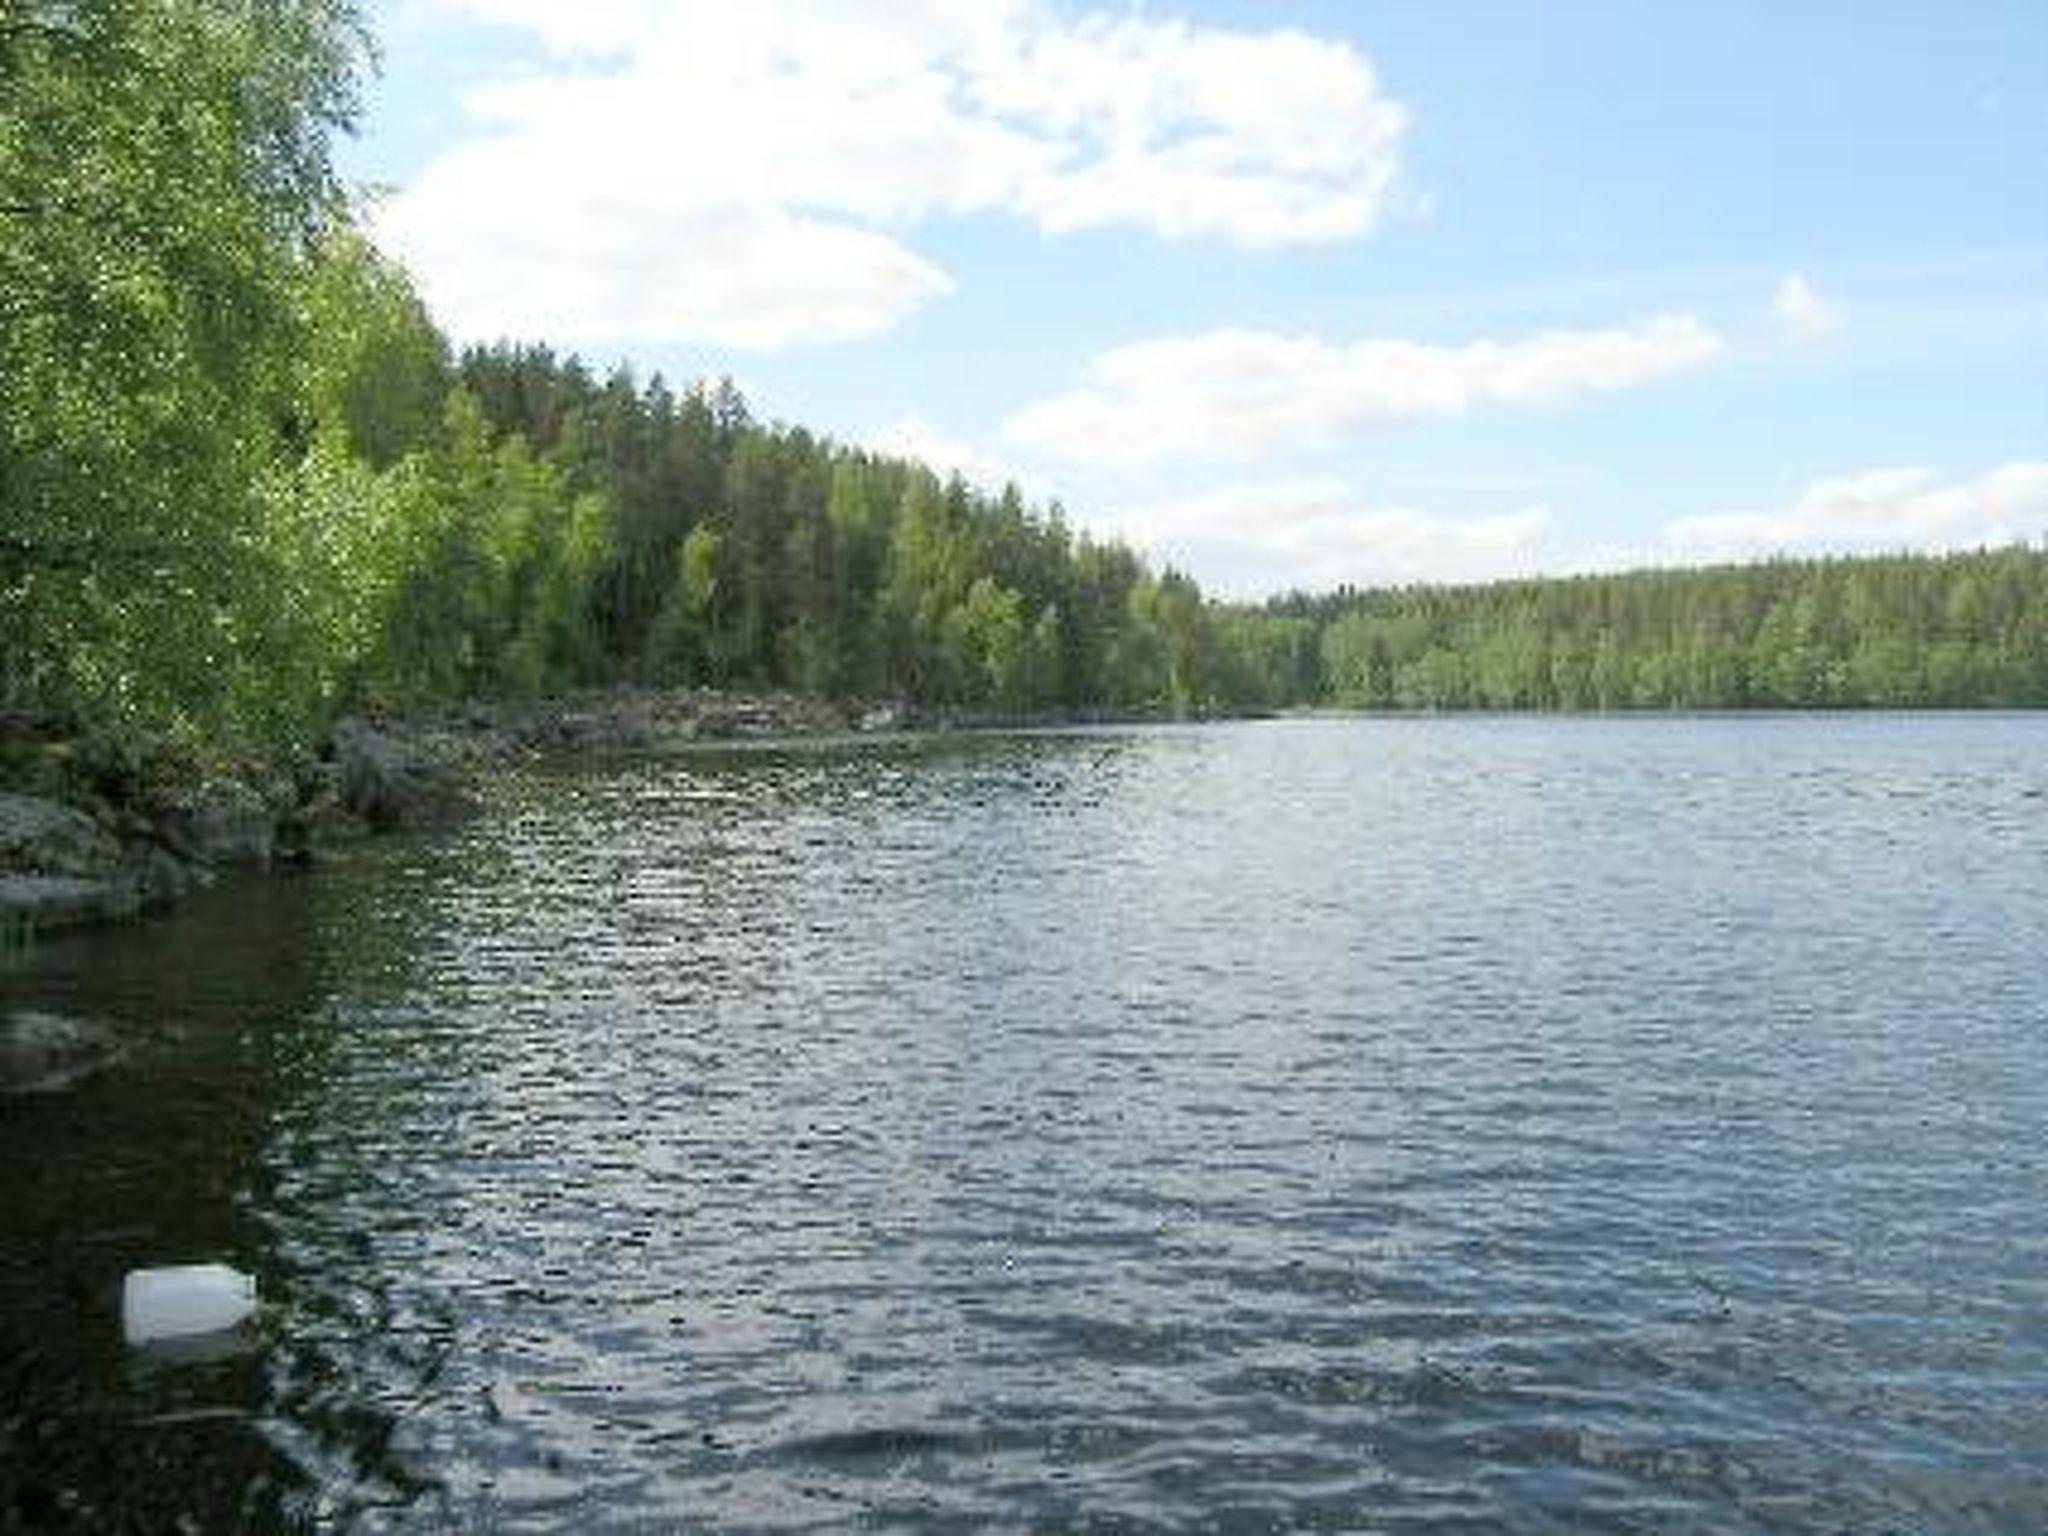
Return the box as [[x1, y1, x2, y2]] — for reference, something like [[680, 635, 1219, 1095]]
[[0, 689, 907, 943], [0, 682, 1209, 956]]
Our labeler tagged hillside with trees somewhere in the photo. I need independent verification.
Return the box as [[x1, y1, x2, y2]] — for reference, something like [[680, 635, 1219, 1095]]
[[1300, 548, 2048, 711], [4, 1, 2045, 766]]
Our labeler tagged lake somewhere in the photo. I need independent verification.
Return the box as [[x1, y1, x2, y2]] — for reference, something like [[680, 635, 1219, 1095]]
[[3, 715, 2045, 1532]]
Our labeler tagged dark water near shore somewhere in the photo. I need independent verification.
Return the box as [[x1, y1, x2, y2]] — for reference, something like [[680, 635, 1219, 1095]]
[[4, 715, 2047, 1532]]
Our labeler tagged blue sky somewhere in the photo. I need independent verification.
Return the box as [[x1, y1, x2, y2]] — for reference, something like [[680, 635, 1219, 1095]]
[[345, 0, 2048, 596]]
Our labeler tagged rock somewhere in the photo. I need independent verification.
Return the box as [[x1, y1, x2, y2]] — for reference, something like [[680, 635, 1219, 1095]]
[[68, 732, 145, 803], [0, 791, 176, 932], [0, 1010, 124, 1094], [692, 707, 738, 740], [0, 874, 143, 934], [0, 731, 71, 799], [858, 703, 907, 733], [151, 780, 274, 869], [0, 792, 122, 878], [332, 720, 475, 830], [276, 791, 368, 862], [135, 844, 203, 904]]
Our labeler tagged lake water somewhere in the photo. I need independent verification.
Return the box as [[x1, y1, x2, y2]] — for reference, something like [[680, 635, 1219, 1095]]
[[4, 715, 2046, 1532]]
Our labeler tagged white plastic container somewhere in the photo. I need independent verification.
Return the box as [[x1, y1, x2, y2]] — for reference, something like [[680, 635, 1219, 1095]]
[[121, 1263, 258, 1346]]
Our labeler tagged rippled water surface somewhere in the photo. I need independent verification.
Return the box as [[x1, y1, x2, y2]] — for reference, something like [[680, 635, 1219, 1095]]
[[5, 716, 2047, 1532]]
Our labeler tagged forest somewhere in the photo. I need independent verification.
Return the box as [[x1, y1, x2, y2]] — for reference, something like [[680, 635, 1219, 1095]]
[[1303, 548, 2048, 710], [4, 1, 2045, 762]]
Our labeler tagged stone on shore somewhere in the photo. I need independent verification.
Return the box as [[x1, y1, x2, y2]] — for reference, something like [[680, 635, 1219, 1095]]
[[0, 1010, 124, 1094], [150, 779, 277, 869], [0, 792, 122, 878], [0, 690, 900, 939], [332, 720, 477, 831], [0, 874, 143, 933]]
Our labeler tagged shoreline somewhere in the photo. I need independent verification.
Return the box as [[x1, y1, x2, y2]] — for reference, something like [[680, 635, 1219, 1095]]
[[0, 688, 1210, 942], [18, 691, 2023, 943]]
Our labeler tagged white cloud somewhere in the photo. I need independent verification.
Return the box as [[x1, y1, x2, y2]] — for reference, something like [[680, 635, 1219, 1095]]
[[437, 0, 663, 56], [1773, 271, 1839, 342], [1073, 461, 2048, 598], [1663, 462, 2048, 562], [863, 415, 1018, 490], [984, 15, 1407, 247], [1100, 477, 1554, 596], [1004, 314, 1725, 469], [379, 175, 952, 349], [381, 1, 1409, 349]]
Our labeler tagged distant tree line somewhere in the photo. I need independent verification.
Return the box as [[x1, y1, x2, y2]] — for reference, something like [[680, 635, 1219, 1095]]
[[4, 0, 2044, 759], [1294, 549, 2048, 710]]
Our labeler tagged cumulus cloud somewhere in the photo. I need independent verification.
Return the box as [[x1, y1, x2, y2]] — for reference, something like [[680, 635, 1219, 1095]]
[[1663, 462, 2048, 561], [863, 414, 1018, 490], [379, 0, 1408, 348], [1003, 314, 1725, 469], [1100, 477, 1554, 596], [1773, 271, 1839, 342], [1069, 462, 2048, 597], [379, 177, 952, 349]]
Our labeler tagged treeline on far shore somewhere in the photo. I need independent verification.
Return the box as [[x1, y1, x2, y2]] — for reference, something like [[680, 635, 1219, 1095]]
[[1298, 546, 2048, 711], [5, 3, 2046, 773]]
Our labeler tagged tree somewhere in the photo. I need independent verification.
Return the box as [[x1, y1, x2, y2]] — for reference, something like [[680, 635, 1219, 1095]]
[[647, 522, 728, 685], [1, 0, 369, 743], [301, 224, 449, 469]]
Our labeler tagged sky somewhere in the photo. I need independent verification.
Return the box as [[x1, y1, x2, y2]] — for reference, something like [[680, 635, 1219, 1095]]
[[344, 0, 2048, 598]]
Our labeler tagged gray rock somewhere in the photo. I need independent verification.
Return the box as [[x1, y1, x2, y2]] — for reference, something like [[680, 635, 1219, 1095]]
[[136, 844, 204, 903], [279, 791, 369, 859], [153, 780, 274, 869], [333, 720, 475, 830], [692, 707, 738, 740], [0, 792, 122, 877], [0, 872, 148, 931], [0, 1010, 124, 1093]]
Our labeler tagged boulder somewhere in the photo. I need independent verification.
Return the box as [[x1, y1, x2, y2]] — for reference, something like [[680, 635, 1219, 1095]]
[[151, 780, 274, 869], [134, 843, 208, 904], [0, 792, 121, 878], [332, 720, 475, 830], [0, 873, 143, 934], [0, 1010, 124, 1094], [692, 706, 739, 740], [276, 788, 368, 863]]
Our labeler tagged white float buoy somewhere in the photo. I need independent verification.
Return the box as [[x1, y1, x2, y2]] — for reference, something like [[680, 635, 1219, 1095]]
[[122, 1263, 258, 1346]]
